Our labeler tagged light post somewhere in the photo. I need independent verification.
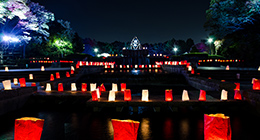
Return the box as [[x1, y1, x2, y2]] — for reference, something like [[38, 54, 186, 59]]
[[1, 35, 19, 62], [94, 48, 98, 56], [173, 47, 178, 56], [208, 38, 214, 55]]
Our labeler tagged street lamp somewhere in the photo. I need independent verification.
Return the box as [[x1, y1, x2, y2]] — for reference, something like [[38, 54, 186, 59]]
[[173, 47, 178, 55], [94, 48, 98, 53], [208, 38, 214, 55]]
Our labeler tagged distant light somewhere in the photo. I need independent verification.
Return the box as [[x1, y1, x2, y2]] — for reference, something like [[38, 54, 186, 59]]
[[173, 48, 178, 52], [94, 48, 98, 52], [2, 36, 19, 42], [208, 38, 213, 43], [3, 36, 10, 41]]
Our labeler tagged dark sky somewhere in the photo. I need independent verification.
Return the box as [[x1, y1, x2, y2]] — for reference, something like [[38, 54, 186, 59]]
[[34, 0, 210, 43]]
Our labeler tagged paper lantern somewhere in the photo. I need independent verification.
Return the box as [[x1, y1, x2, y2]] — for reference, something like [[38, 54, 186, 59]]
[[199, 90, 206, 101], [100, 83, 106, 92], [234, 90, 242, 100], [234, 83, 240, 90], [56, 72, 60, 79], [50, 74, 54, 81], [188, 66, 192, 71], [71, 70, 74, 75], [112, 83, 118, 91], [221, 89, 228, 100], [29, 74, 33, 80], [108, 90, 115, 101], [2, 80, 11, 90], [13, 78, 18, 85], [191, 68, 195, 74], [91, 90, 98, 101], [124, 89, 131, 101], [31, 82, 36, 87], [45, 83, 51, 91], [226, 65, 230, 70], [121, 83, 126, 91], [5, 66, 9, 72], [141, 89, 149, 101], [66, 72, 70, 77], [19, 78, 26, 87], [204, 114, 231, 140], [41, 66, 45, 71], [258, 66, 260, 71], [71, 83, 77, 91], [253, 79, 260, 90], [15, 117, 44, 140], [76, 64, 79, 69], [90, 83, 96, 91], [111, 119, 140, 140], [182, 90, 190, 101], [96, 87, 100, 98], [81, 83, 87, 92], [165, 89, 173, 101], [71, 66, 75, 71], [252, 78, 256, 84], [58, 83, 64, 92]]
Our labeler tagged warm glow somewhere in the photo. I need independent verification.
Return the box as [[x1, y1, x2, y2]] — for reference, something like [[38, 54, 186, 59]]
[[112, 83, 118, 91], [108, 90, 115, 101], [45, 83, 51, 91], [13, 78, 18, 85], [81, 83, 87, 92], [234, 90, 242, 100], [188, 66, 192, 71], [165, 89, 173, 101], [234, 83, 240, 90], [91, 90, 98, 101], [142, 89, 149, 101], [121, 83, 126, 91], [253, 79, 260, 90], [71, 83, 77, 91], [29, 74, 33, 80], [199, 90, 206, 101], [100, 84, 106, 92], [41, 66, 45, 71], [31, 83, 36, 87], [19, 78, 26, 87], [221, 89, 228, 100], [50, 74, 54, 81], [258, 66, 260, 71], [182, 90, 190, 101], [56, 72, 60, 79], [2, 80, 12, 90], [226, 65, 230, 70], [71, 66, 75, 71], [124, 89, 132, 101], [5, 66, 9, 72], [58, 83, 64, 92], [96, 88, 100, 98], [111, 119, 140, 140], [90, 83, 96, 91], [66, 72, 70, 77]]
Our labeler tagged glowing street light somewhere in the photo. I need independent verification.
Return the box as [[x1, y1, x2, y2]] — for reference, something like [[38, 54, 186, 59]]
[[94, 48, 98, 53], [208, 38, 213, 43], [2, 36, 19, 42], [173, 47, 178, 55], [208, 37, 214, 55]]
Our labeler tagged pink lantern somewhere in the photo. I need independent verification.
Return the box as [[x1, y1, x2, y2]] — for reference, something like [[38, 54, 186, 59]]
[[165, 89, 173, 101], [124, 89, 131, 101], [234, 90, 242, 100], [234, 83, 240, 90], [199, 90, 206, 101]]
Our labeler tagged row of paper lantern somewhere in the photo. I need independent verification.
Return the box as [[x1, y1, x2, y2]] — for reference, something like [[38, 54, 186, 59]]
[[198, 59, 241, 63], [2, 78, 37, 90], [77, 61, 115, 66]]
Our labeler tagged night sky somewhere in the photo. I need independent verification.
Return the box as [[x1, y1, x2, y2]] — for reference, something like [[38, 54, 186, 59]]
[[34, 0, 210, 43]]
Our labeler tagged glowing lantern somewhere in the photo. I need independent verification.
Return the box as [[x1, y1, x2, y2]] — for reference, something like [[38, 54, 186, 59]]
[[221, 89, 228, 100], [71, 83, 77, 91], [253, 79, 260, 90], [81, 83, 87, 92], [91, 90, 98, 101], [234, 90, 242, 100], [19, 78, 26, 87], [45, 83, 51, 91], [204, 114, 231, 140], [100, 83, 106, 92], [41, 66, 45, 71], [121, 83, 126, 91], [31, 83, 36, 87], [96, 87, 101, 98], [188, 66, 192, 71], [199, 90, 206, 101], [124, 89, 131, 101], [141, 89, 149, 101], [29, 74, 33, 80], [112, 83, 118, 91], [58, 83, 64, 92], [50, 74, 54, 81], [226, 65, 230, 70], [71, 66, 75, 71], [165, 89, 173, 101], [234, 83, 240, 90], [108, 90, 116, 101], [182, 90, 190, 101], [13, 78, 18, 85], [252, 78, 256, 84], [2, 80, 12, 90], [66, 72, 70, 77], [56, 72, 60, 79], [111, 119, 140, 140], [90, 83, 96, 91], [76, 64, 79, 69], [258, 66, 260, 71], [5, 66, 9, 72], [14, 117, 44, 140], [71, 70, 74, 74]]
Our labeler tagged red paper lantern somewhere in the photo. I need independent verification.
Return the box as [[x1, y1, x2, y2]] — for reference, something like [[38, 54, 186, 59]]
[[111, 119, 140, 140], [66, 72, 70, 77], [234, 90, 242, 100], [165, 89, 173, 101], [76, 64, 79, 69], [91, 90, 98, 101], [71, 70, 74, 74], [191, 68, 195, 74], [56, 72, 60, 79], [253, 79, 260, 90], [124, 89, 131, 101], [31, 83, 36, 87], [15, 117, 44, 140], [19, 78, 26, 87], [204, 114, 231, 140], [81, 83, 87, 92], [199, 90, 206, 101], [121, 83, 126, 91], [100, 83, 106, 92], [234, 83, 240, 90], [50, 74, 54, 81], [58, 83, 64, 92]]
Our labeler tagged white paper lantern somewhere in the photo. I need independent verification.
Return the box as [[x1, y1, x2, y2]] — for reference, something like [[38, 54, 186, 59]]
[[182, 90, 190, 101], [96, 88, 100, 98], [29, 74, 33, 80], [45, 83, 51, 91], [108, 90, 115, 101], [221, 89, 228, 100], [41, 66, 45, 71], [71, 66, 75, 71], [258, 66, 260, 71], [226, 65, 230, 70], [5, 67, 9, 72], [112, 83, 118, 91], [141, 89, 149, 101], [135, 65, 138, 68], [71, 83, 77, 91], [2, 80, 12, 90], [188, 66, 192, 71], [13, 78, 18, 85], [90, 83, 96, 91]]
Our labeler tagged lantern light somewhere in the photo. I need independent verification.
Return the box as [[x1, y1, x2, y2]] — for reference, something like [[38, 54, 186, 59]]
[[252, 78, 256, 84], [165, 89, 173, 101], [19, 78, 26, 87], [141, 89, 149, 101], [112, 83, 118, 91], [71, 66, 75, 71], [234, 90, 242, 100], [91, 90, 98, 101], [5, 66, 9, 72], [121, 83, 126, 92], [15, 117, 44, 140], [45, 83, 51, 91], [66, 72, 70, 77], [71, 83, 77, 91], [234, 83, 240, 90], [226, 65, 230, 70], [191, 68, 195, 74], [221, 89, 228, 100], [108, 90, 116, 101], [188, 66, 192, 71], [253, 79, 260, 90], [258, 66, 260, 71], [90, 83, 96, 91], [71, 70, 74, 75], [182, 90, 190, 101], [29, 74, 33, 80], [100, 83, 106, 92], [124, 89, 132, 101], [41, 66, 45, 71], [96, 87, 100, 98], [81, 83, 87, 92], [50, 74, 54, 81], [56, 72, 60, 79], [2, 80, 12, 90], [58, 83, 64, 92], [13, 78, 18, 85], [31, 82, 36, 87], [111, 119, 140, 140], [199, 90, 206, 101]]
